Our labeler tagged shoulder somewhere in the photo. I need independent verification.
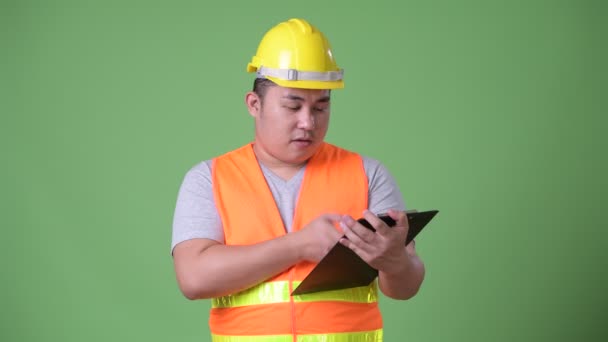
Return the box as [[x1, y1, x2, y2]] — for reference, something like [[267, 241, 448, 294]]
[[359, 155, 406, 212], [321, 143, 390, 181], [176, 159, 216, 196], [182, 144, 251, 182], [184, 159, 214, 181], [361, 155, 392, 182]]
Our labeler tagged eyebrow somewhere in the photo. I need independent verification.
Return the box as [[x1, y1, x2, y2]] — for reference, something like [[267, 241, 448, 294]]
[[282, 94, 331, 103]]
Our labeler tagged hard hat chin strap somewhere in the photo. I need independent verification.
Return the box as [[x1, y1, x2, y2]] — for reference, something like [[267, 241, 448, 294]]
[[257, 66, 344, 82]]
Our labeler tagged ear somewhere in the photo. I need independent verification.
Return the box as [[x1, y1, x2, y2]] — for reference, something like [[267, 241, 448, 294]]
[[245, 91, 261, 118]]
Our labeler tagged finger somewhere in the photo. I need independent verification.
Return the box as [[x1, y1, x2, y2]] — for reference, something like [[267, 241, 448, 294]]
[[321, 213, 345, 233], [323, 213, 344, 222], [340, 220, 376, 255], [387, 209, 409, 234], [339, 237, 371, 262], [340, 220, 365, 245], [361, 210, 391, 235], [405, 239, 417, 256], [339, 237, 351, 248], [341, 214, 376, 243]]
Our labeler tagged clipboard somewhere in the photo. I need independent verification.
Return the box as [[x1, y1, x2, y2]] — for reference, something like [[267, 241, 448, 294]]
[[291, 209, 439, 295]]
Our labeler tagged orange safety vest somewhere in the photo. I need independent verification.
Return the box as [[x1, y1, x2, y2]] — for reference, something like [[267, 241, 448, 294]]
[[210, 142, 383, 341]]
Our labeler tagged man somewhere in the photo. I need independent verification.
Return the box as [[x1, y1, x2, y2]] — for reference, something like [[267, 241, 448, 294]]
[[171, 18, 425, 341]]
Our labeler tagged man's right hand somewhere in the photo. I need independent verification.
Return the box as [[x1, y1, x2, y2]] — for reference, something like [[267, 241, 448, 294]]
[[294, 213, 343, 263], [173, 213, 343, 300]]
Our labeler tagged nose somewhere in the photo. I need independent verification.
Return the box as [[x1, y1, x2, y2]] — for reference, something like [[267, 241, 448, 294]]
[[297, 109, 315, 130]]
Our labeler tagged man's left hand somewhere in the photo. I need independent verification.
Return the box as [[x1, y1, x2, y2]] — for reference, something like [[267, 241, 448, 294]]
[[339, 209, 411, 275]]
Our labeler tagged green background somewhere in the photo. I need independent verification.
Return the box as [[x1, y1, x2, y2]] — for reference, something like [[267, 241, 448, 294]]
[[2, 0, 606, 341]]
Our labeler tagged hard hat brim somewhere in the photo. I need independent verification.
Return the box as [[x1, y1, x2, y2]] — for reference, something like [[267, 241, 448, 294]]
[[265, 76, 344, 90]]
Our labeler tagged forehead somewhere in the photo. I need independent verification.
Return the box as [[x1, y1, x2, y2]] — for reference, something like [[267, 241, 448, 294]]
[[266, 85, 331, 102]]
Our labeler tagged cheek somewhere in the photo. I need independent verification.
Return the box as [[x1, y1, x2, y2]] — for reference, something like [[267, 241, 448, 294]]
[[259, 114, 293, 138], [316, 114, 330, 129], [270, 114, 297, 131]]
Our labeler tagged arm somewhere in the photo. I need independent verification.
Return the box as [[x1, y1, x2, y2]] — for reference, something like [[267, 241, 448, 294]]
[[171, 161, 299, 299], [376, 228, 425, 299], [173, 214, 343, 300], [359, 157, 425, 299]]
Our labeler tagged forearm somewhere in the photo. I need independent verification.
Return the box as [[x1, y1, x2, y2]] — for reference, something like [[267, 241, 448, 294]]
[[174, 235, 302, 300], [378, 250, 425, 300]]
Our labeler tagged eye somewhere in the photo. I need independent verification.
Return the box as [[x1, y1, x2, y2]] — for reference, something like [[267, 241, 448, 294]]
[[314, 106, 328, 112], [283, 104, 301, 111]]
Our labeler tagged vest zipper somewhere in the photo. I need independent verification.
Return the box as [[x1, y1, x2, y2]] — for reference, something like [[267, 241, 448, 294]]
[[289, 267, 297, 342]]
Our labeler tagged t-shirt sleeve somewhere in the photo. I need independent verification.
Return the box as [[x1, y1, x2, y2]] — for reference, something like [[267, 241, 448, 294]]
[[171, 160, 225, 254], [362, 156, 407, 214]]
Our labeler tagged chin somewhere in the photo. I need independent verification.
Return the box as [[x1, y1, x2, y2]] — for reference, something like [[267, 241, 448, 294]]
[[282, 149, 311, 164], [296, 147, 321, 163], [278, 141, 322, 163]]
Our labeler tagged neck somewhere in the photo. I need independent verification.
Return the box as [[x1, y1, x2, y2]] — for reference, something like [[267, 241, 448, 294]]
[[251, 143, 308, 181]]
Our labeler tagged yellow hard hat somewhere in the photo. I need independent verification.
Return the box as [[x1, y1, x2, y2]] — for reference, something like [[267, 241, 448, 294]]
[[247, 18, 344, 90]]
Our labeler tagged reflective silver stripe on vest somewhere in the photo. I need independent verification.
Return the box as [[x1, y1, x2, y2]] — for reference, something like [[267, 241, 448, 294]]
[[257, 66, 344, 82], [212, 329, 383, 341], [212, 280, 378, 308]]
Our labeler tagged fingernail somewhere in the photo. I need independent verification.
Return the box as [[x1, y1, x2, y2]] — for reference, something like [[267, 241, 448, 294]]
[[339, 221, 348, 231]]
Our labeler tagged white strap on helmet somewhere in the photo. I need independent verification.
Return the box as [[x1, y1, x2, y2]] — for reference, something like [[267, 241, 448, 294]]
[[257, 66, 343, 82]]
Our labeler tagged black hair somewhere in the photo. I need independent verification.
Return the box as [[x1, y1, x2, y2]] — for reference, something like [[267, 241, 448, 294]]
[[252, 78, 276, 100], [252, 77, 333, 101]]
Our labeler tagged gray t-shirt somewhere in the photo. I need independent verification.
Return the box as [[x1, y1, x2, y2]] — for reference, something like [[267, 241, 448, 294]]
[[171, 155, 405, 253]]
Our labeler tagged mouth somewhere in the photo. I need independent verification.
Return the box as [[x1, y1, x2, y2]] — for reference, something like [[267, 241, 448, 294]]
[[291, 138, 313, 147]]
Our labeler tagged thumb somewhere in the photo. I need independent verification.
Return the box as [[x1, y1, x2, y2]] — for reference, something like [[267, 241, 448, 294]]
[[323, 213, 343, 222]]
